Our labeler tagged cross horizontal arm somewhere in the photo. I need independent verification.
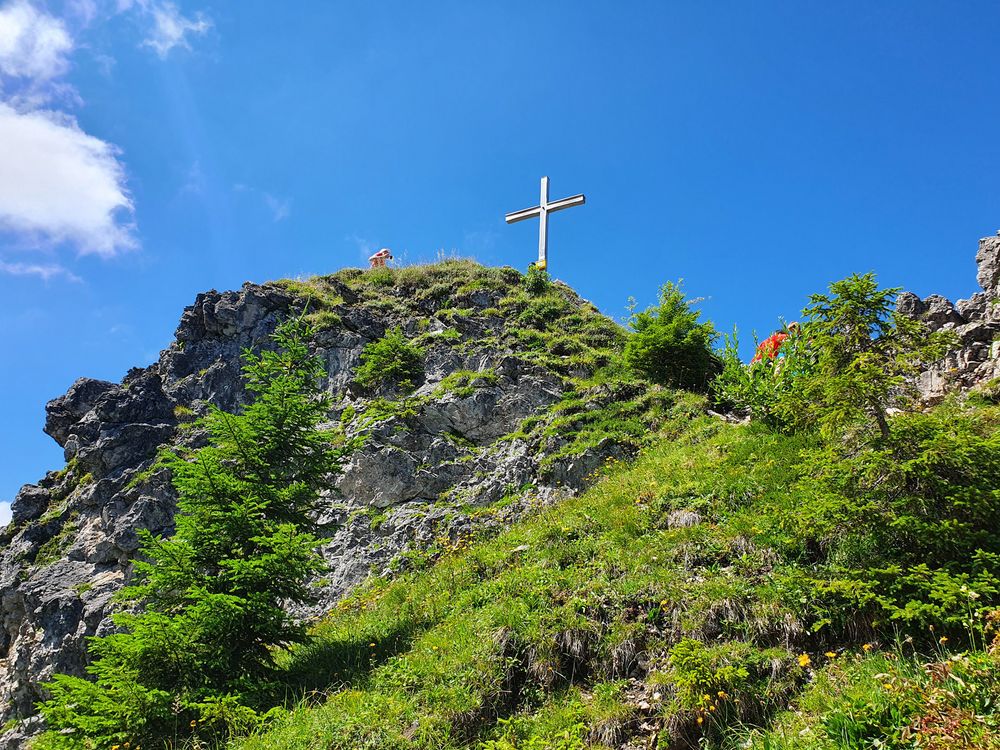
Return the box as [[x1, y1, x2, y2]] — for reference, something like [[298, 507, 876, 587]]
[[505, 205, 543, 224], [547, 194, 585, 213]]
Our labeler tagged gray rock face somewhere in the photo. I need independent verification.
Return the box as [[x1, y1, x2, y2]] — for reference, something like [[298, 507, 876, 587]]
[[899, 232, 1000, 401], [976, 234, 1000, 299], [0, 270, 634, 744]]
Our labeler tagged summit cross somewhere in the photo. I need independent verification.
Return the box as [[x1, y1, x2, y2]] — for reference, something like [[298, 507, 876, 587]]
[[505, 176, 585, 271]]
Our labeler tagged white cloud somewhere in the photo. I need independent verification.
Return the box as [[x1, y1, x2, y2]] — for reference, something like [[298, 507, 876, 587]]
[[141, 1, 209, 58], [0, 0, 213, 275], [0, 259, 82, 281], [0, 103, 135, 256], [0, 0, 72, 83]]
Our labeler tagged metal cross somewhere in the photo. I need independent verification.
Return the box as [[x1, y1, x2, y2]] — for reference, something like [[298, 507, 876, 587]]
[[505, 176, 585, 270]]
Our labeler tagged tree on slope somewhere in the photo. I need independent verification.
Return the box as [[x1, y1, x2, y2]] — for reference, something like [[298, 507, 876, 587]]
[[38, 317, 347, 748], [623, 281, 720, 392], [714, 273, 952, 440], [780, 273, 951, 439]]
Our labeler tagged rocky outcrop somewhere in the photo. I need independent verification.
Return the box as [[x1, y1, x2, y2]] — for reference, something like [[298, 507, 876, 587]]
[[0, 265, 639, 744], [898, 232, 1000, 401]]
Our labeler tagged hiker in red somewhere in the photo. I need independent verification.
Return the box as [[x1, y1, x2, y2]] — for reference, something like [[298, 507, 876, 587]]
[[751, 322, 799, 364]]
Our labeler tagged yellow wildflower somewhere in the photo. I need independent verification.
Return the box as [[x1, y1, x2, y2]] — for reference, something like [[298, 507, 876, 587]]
[[939, 637, 948, 644], [190, 720, 197, 728], [717, 690, 727, 698], [862, 643, 873, 652], [825, 651, 837, 658], [696, 716, 703, 725], [798, 654, 811, 668]]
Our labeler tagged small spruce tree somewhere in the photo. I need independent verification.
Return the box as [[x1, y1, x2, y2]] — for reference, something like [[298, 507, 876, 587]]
[[623, 281, 720, 392], [776, 273, 952, 439], [353, 326, 425, 393], [37, 317, 347, 748]]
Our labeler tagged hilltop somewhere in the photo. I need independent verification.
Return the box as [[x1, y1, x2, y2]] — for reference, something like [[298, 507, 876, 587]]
[[0, 260, 678, 747], [4, 243, 1000, 750]]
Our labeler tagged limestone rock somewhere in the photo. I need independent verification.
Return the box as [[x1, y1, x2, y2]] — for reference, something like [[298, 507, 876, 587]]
[[976, 233, 1000, 299], [900, 232, 1000, 402]]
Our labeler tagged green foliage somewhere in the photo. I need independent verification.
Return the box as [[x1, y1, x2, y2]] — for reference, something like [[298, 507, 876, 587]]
[[173, 403, 196, 421], [787, 273, 951, 439], [523, 263, 550, 294], [714, 273, 952, 439], [34, 514, 79, 567], [744, 647, 1000, 750], [623, 281, 720, 391], [32, 264, 1000, 750], [791, 404, 1000, 628], [37, 318, 347, 749], [432, 369, 498, 399], [667, 638, 750, 710], [354, 327, 425, 393], [712, 325, 814, 428]]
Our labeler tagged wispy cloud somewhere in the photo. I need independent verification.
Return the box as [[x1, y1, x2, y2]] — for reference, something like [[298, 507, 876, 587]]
[[181, 159, 206, 194], [234, 183, 293, 222], [0, 0, 72, 91], [347, 233, 378, 259], [141, 1, 210, 58], [262, 192, 291, 222], [0, 259, 83, 282]]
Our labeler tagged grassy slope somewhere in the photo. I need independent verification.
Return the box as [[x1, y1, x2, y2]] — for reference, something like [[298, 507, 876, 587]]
[[225, 389, 1000, 750], [277, 260, 681, 484]]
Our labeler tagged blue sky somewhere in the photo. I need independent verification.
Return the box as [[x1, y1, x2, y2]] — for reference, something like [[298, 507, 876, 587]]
[[2, 1, 1000, 523]]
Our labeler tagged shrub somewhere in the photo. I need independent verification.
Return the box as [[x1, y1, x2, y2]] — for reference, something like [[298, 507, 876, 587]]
[[712, 326, 814, 429], [524, 263, 550, 294], [803, 405, 1000, 629], [622, 281, 719, 391], [353, 327, 425, 393]]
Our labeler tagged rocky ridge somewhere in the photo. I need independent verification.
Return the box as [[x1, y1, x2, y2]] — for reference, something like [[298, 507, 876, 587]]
[[897, 232, 1000, 400], [0, 261, 659, 743]]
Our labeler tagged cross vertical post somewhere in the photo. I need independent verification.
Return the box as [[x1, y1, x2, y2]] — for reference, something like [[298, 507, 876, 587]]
[[505, 176, 585, 272], [538, 176, 549, 268]]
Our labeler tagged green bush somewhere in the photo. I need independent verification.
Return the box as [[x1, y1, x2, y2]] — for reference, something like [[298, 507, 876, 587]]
[[622, 281, 719, 391], [802, 405, 1000, 628], [712, 325, 814, 429], [353, 327, 425, 393], [523, 263, 550, 294]]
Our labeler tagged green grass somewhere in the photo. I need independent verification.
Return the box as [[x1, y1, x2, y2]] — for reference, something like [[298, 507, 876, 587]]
[[68, 260, 986, 750], [34, 513, 80, 567], [218, 393, 1000, 750], [433, 370, 499, 399], [742, 644, 1000, 749], [224, 411, 802, 749]]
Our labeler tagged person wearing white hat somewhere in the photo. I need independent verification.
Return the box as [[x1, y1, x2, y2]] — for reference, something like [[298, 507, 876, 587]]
[[369, 248, 393, 268]]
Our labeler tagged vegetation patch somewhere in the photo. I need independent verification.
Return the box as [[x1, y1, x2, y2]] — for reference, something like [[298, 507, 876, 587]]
[[354, 327, 425, 393]]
